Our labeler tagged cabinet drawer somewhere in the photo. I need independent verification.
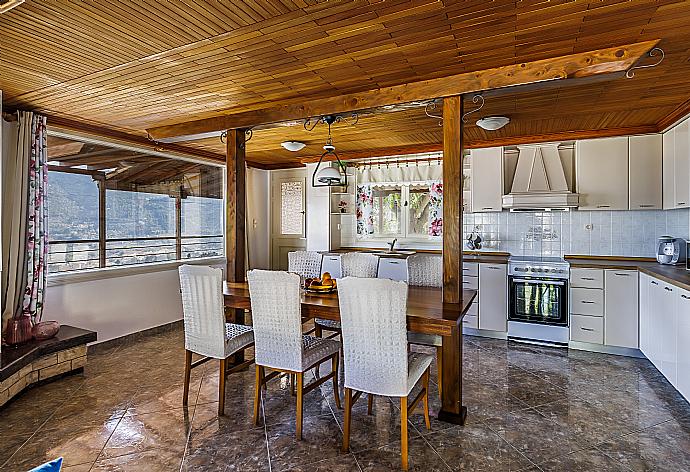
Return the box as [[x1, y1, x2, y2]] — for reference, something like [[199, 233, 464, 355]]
[[463, 262, 479, 277], [571, 315, 604, 344], [463, 303, 478, 328], [570, 287, 604, 316], [463, 275, 478, 290], [570, 268, 604, 289]]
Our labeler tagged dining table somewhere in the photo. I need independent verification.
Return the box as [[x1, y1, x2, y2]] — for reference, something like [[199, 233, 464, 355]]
[[224, 282, 477, 425]]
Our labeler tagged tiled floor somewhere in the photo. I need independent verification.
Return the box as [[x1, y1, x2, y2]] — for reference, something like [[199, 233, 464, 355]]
[[2, 327, 690, 471]]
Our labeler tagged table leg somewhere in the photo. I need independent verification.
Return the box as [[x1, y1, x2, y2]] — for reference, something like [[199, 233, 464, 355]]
[[437, 324, 467, 425]]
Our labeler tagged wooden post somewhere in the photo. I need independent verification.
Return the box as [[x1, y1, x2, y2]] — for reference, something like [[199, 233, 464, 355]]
[[225, 129, 246, 283], [442, 96, 464, 303], [175, 191, 182, 260], [97, 178, 106, 268]]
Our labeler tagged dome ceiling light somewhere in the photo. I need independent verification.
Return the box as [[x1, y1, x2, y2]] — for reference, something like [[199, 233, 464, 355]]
[[281, 141, 306, 152], [476, 116, 510, 131]]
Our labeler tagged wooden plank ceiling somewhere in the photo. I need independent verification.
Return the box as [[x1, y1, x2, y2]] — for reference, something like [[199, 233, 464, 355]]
[[3, 0, 690, 169]]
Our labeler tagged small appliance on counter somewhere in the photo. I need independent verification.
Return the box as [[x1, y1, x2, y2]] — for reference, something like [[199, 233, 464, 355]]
[[657, 236, 686, 265]]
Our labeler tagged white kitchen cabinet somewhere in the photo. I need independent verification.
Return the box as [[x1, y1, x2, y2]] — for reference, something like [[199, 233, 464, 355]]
[[576, 137, 629, 210], [639, 273, 652, 358], [675, 119, 690, 209], [570, 314, 604, 344], [676, 287, 690, 400], [628, 135, 662, 210], [604, 270, 639, 349], [570, 287, 604, 316], [657, 281, 678, 386], [377, 257, 408, 282], [320, 254, 342, 279], [663, 129, 676, 209], [470, 147, 503, 212], [478, 263, 507, 332], [662, 119, 690, 209]]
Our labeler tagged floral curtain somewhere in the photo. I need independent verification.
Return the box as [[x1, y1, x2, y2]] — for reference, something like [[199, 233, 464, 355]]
[[21, 114, 48, 323], [428, 181, 443, 237], [356, 184, 374, 236]]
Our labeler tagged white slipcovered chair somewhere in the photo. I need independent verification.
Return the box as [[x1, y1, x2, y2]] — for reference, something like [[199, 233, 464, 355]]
[[337, 277, 432, 471], [247, 269, 341, 440], [179, 265, 254, 416], [287, 250, 323, 278], [314, 252, 379, 337], [406, 254, 444, 397]]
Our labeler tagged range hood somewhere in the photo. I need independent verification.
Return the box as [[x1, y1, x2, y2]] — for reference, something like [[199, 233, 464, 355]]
[[502, 144, 579, 211]]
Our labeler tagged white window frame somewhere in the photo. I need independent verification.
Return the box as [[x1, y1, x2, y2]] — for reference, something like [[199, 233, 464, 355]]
[[359, 181, 440, 244]]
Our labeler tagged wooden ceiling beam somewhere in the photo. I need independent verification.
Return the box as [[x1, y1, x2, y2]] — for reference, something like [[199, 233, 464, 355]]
[[146, 40, 659, 141]]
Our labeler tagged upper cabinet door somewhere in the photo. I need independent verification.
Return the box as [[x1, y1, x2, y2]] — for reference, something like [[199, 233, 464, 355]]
[[576, 137, 629, 210], [628, 135, 662, 210], [663, 128, 676, 209], [674, 119, 690, 209], [470, 147, 503, 213]]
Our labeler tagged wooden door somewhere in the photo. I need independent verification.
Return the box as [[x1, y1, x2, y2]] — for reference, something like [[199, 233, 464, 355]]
[[604, 270, 639, 349], [271, 169, 307, 270], [628, 135, 662, 210], [576, 137, 629, 210]]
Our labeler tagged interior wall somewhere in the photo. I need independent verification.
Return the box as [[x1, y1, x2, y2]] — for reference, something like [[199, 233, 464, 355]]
[[44, 262, 223, 344], [247, 167, 270, 269]]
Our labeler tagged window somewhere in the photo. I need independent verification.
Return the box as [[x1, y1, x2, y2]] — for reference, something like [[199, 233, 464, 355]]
[[357, 183, 440, 241], [47, 135, 224, 273], [279, 180, 304, 236], [371, 188, 402, 236]]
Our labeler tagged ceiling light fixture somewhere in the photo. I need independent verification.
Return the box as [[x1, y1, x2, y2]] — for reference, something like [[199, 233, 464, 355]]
[[308, 115, 348, 187], [476, 116, 510, 131], [280, 141, 306, 152]]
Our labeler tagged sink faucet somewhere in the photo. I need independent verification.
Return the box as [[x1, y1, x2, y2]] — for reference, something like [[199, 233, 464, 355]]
[[388, 238, 398, 252]]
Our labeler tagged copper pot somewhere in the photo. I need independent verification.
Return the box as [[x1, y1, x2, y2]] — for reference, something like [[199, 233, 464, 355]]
[[3, 316, 34, 345]]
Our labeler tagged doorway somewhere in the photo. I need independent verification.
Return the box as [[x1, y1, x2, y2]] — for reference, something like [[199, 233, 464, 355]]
[[270, 169, 307, 270]]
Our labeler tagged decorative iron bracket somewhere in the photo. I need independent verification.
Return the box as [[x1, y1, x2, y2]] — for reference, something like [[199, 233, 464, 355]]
[[303, 113, 358, 132], [626, 47, 664, 78], [220, 128, 253, 148], [462, 94, 485, 123], [424, 100, 443, 126]]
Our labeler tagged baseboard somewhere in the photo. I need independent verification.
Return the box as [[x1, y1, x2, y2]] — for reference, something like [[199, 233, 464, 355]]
[[568, 341, 645, 358], [88, 320, 183, 355], [463, 327, 508, 340]]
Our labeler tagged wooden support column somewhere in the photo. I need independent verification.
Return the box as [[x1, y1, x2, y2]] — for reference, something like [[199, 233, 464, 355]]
[[97, 178, 106, 268], [226, 129, 247, 365], [442, 96, 464, 303], [225, 129, 247, 283]]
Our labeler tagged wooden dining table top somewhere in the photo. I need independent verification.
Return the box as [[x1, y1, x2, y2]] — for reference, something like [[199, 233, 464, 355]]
[[224, 282, 477, 337]]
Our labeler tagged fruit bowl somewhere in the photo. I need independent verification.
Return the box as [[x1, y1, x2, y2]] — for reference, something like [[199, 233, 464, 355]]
[[303, 273, 337, 293]]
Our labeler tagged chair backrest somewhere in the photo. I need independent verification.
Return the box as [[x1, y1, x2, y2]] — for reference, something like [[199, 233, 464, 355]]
[[337, 277, 409, 397], [341, 252, 379, 278], [178, 265, 227, 359], [288, 250, 323, 278], [247, 269, 304, 371], [407, 254, 443, 287]]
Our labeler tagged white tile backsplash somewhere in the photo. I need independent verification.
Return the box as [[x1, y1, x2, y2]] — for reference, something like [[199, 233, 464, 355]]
[[463, 208, 690, 258]]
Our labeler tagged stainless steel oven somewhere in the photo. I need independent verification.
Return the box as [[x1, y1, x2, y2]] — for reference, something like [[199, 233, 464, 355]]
[[507, 256, 570, 346]]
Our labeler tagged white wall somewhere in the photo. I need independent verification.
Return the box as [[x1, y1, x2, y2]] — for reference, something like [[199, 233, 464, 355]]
[[247, 167, 270, 269], [305, 163, 331, 251], [44, 262, 223, 344]]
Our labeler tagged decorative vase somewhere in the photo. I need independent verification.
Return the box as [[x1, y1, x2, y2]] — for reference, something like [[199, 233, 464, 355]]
[[32, 321, 60, 341], [3, 316, 34, 345]]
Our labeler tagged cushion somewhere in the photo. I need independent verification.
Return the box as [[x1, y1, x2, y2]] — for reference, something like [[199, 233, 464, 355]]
[[29, 457, 63, 472], [407, 352, 434, 395], [315, 318, 342, 330], [302, 335, 340, 370], [224, 323, 254, 356]]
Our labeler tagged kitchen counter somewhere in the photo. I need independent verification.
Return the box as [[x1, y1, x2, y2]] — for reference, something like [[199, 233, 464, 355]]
[[565, 255, 690, 291], [332, 248, 510, 263]]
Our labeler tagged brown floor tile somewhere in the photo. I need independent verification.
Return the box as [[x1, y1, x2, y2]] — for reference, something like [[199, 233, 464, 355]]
[[596, 427, 690, 472], [423, 423, 536, 472], [92, 448, 185, 471], [538, 448, 632, 471], [267, 414, 343, 471], [284, 453, 361, 471], [183, 426, 269, 471], [354, 436, 450, 472]]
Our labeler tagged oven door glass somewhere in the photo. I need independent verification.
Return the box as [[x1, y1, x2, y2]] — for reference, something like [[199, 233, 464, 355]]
[[509, 277, 567, 326]]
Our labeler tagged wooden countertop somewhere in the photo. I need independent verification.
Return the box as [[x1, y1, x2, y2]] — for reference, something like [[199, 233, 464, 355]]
[[565, 255, 690, 291], [332, 248, 510, 263]]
